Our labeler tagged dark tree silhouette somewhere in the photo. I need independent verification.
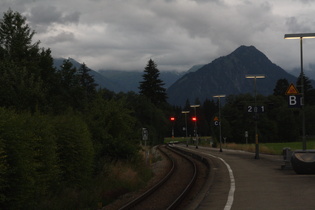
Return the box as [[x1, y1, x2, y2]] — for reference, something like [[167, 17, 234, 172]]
[[139, 59, 167, 105], [273, 78, 289, 96]]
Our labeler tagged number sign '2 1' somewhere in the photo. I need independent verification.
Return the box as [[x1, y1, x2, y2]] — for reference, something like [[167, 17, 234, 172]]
[[247, 105, 265, 113]]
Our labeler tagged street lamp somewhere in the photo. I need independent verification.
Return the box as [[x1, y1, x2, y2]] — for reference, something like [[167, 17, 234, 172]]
[[213, 95, 226, 152], [245, 75, 265, 159], [181, 111, 190, 147], [190, 104, 200, 149], [284, 33, 315, 150]]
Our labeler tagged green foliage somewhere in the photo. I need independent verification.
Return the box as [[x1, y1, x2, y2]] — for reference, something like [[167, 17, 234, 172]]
[[125, 94, 170, 145], [53, 114, 94, 188], [0, 109, 60, 209], [0, 9, 39, 63], [0, 138, 7, 204], [21, 113, 60, 198], [85, 92, 139, 163], [0, 61, 44, 112], [0, 10, 172, 209], [273, 78, 289, 96], [0, 109, 38, 209]]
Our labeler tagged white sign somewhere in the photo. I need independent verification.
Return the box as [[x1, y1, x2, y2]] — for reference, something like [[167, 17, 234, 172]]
[[142, 128, 148, 141], [245, 131, 248, 138], [288, 95, 302, 108]]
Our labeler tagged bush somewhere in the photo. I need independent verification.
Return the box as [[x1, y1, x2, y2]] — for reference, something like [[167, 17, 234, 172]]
[[53, 114, 94, 188], [0, 109, 60, 209]]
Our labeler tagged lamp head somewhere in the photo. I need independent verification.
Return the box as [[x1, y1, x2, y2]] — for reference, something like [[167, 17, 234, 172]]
[[284, 33, 315, 39]]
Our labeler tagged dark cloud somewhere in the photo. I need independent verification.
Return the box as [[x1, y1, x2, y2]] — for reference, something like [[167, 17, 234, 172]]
[[29, 5, 62, 24], [285, 16, 312, 33], [46, 31, 75, 44], [2, 0, 315, 74], [27, 5, 80, 33]]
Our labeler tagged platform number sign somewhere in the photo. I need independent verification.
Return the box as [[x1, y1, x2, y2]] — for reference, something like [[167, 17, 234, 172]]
[[247, 105, 265, 113]]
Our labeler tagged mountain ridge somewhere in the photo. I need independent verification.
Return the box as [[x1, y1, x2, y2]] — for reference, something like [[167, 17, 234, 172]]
[[166, 45, 300, 106]]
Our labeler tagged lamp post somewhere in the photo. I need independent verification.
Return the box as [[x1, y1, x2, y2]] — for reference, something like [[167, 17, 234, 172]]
[[245, 75, 265, 159], [182, 111, 190, 147], [284, 33, 315, 150], [190, 104, 200, 149], [213, 95, 226, 152]]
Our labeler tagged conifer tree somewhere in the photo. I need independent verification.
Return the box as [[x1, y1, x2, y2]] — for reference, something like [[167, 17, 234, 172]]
[[0, 9, 39, 63], [78, 63, 97, 96], [297, 73, 314, 105], [273, 78, 289, 96], [139, 59, 167, 105]]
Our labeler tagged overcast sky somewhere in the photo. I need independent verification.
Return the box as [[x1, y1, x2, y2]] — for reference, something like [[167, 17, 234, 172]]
[[2, 0, 315, 74]]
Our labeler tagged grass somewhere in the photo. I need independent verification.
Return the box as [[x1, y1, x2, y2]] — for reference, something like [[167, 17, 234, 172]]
[[225, 141, 315, 155], [164, 136, 315, 155]]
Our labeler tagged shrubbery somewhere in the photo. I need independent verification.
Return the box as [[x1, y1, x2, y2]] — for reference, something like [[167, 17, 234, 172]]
[[0, 109, 96, 208]]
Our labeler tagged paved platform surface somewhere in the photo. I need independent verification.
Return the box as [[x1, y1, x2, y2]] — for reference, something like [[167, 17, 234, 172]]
[[179, 145, 315, 210]]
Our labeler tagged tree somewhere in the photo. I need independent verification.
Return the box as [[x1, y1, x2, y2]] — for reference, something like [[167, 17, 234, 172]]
[[53, 114, 94, 187], [296, 73, 313, 93], [139, 59, 167, 105], [54, 59, 82, 111], [0, 61, 44, 112], [78, 63, 98, 105], [297, 73, 314, 105], [0, 9, 101, 114], [0, 9, 40, 64], [0, 9, 56, 113], [273, 78, 289, 96]]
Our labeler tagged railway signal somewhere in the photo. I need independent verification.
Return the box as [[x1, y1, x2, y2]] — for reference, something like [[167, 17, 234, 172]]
[[170, 117, 175, 138]]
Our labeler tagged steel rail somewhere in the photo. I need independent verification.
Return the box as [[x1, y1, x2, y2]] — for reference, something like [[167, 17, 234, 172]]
[[119, 145, 198, 210], [166, 146, 197, 210], [119, 145, 175, 210]]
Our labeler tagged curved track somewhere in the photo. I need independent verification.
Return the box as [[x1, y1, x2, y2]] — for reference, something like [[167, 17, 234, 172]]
[[119, 145, 198, 210]]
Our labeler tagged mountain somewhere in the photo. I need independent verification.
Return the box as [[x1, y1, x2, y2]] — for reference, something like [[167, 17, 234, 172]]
[[53, 58, 183, 93], [53, 58, 124, 91], [98, 70, 184, 92], [187, 64, 205, 73], [166, 45, 299, 106]]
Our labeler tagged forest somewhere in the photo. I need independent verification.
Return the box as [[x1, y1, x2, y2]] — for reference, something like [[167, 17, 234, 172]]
[[1, 9, 315, 209]]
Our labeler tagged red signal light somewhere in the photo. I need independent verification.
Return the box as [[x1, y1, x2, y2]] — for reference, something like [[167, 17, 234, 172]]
[[170, 117, 175, 121], [192, 117, 197, 121]]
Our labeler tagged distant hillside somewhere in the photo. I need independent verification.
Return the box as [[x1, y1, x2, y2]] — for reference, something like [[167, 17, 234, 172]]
[[98, 70, 184, 92], [166, 45, 300, 106], [53, 58, 183, 93], [187, 64, 205, 73], [53, 58, 124, 92]]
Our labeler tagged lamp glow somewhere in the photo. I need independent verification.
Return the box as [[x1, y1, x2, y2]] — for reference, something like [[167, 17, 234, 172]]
[[284, 33, 315, 39]]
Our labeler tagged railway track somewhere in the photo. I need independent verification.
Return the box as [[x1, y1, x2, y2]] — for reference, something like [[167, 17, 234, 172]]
[[119, 144, 208, 210]]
